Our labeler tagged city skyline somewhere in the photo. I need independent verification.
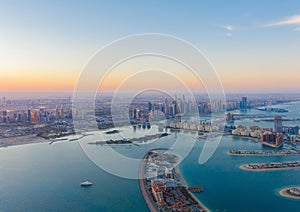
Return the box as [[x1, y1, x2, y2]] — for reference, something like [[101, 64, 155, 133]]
[[1, 1, 300, 211], [1, 0, 300, 93]]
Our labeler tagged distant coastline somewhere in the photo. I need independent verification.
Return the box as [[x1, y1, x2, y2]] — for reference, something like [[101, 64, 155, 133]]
[[0, 134, 47, 148]]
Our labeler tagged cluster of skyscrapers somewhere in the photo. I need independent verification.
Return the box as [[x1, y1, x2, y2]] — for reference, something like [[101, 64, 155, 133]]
[[130, 95, 198, 122], [1, 105, 71, 124]]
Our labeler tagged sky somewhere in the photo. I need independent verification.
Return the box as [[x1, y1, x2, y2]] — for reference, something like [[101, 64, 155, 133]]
[[0, 0, 300, 93]]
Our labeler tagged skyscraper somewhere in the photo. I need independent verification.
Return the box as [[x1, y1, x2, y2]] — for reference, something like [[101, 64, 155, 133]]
[[274, 115, 283, 133], [27, 110, 31, 122], [148, 101, 152, 112], [240, 97, 247, 110], [164, 98, 168, 115], [2, 110, 7, 123], [60, 105, 64, 120]]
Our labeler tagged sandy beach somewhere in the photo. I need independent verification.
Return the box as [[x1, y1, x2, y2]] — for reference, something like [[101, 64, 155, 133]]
[[279, 188, 300, 200]]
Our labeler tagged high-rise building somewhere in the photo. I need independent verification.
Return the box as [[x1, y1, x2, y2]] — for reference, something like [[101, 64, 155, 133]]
[[261, 131, 283, 147], [172, 100, 178, 116], [148, 101, 152, 112], [274, 115, 283, 133], [240, 97, 247, 110], [55, 105, 60, 120], [2, 110, 7, 123], [60, 105, 64, 120], [27, 110, 31, 122], [164, 98, 168, 115]]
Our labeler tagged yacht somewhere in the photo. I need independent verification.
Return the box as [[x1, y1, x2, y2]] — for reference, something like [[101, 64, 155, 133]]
[[80, 181, 93, 186]]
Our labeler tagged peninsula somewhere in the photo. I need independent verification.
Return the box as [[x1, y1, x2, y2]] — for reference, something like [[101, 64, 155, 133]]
[[139, 151, 209, 211]]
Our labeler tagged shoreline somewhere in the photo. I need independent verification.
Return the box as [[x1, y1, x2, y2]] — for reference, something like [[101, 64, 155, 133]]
[[138, 152, 156, 212], [240, 164, 300, 171], [0, 134, 48, 148], [279, 188, 300, 200], [138, 150, 210, 212], [174, 165, 210, 212]]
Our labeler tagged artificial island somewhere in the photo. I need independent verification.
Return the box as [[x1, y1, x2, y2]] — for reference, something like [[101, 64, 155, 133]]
[[139, 151, 209, 212], [279, 187, 300, 200]]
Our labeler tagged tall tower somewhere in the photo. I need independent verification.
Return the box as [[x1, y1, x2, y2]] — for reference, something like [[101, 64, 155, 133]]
[[27, 110, 31, 122], [164, 98, 168, 115], [240, 97, 247, 110], [274, 115, 283, 133], [2, 110, 7, 123], [60, 105, 64, 120], [148, 101, 152, 112]]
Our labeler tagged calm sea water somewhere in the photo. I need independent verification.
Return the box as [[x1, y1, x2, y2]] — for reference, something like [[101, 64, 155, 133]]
[[0, 102, 300, 211]]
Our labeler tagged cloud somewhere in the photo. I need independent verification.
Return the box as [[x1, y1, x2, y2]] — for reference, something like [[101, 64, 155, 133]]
[[218, 25, 234, 36], [293, 26, 300, 31], [220, 25, 234, 31], [264, 15, 300, 27]]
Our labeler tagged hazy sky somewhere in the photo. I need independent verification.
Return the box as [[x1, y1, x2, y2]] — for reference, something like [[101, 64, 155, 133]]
[[1, 0, 300, 93]]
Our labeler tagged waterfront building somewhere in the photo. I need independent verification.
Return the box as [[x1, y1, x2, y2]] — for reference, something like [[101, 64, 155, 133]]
[[283, 126, 299, 135], [165, 168, 174, 179], [261, 132, 283, 147], [226, 113, 234, 121], [151, 180, 166, 205], [290, 187, 300, 196]]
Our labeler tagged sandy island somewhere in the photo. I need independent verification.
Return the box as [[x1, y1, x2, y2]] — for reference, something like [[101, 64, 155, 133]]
[[228, 152, 299, 157], [279, 188, 300, 200], [240, 164, 300, 171]]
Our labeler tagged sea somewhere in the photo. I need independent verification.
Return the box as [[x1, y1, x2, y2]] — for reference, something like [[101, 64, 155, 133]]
[[0, 101, 300, 211]]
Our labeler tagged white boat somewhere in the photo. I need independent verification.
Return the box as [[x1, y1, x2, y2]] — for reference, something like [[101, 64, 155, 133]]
[[80, 181, 93, 186]]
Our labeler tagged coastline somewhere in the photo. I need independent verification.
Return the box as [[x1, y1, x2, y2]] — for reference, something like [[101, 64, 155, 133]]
[[279, 188, 300, 200], [0, 134, 48, 148], [174, 166, 210, 212], [240, 164, 300, 171], [138, 151, 210, 211], [138, 153, 157, 212]]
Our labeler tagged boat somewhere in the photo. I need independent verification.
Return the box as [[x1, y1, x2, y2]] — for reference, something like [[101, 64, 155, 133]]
[[80, 181, 93, 186]]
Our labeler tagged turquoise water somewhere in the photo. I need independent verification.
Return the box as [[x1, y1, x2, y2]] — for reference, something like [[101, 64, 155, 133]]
[[0, 142, 147, 211], [0, 102, 300, 211], [180, 136, 300, 212]]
